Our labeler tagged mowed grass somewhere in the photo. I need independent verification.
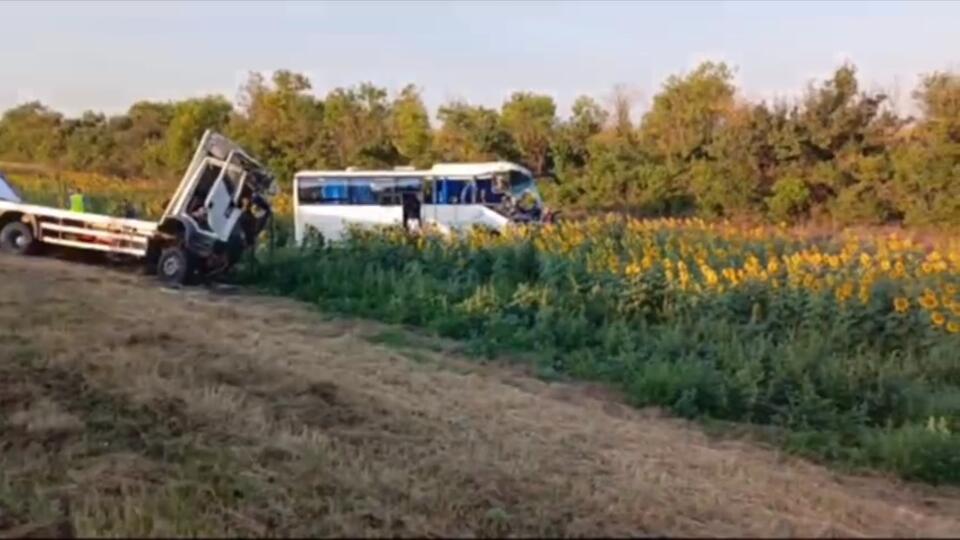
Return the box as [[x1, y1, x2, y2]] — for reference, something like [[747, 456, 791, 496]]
[[0, 259, 568, 537]]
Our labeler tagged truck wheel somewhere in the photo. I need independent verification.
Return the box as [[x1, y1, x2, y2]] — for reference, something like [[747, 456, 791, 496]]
[[0, 221, 36, 255], [157, 246, 192, 285]]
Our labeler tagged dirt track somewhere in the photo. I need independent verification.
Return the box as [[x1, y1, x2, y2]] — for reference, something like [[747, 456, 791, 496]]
[[2, 253, 960, 537]]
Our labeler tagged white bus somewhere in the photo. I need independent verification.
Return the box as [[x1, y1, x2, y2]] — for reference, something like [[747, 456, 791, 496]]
[[292, 161, 548, 246]]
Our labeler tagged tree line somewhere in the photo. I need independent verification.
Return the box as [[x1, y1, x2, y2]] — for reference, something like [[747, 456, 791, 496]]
[[1, 62, 959, 226]]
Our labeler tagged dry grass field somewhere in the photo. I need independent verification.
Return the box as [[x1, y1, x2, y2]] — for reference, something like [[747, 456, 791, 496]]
[[3, 254, 960, 537]]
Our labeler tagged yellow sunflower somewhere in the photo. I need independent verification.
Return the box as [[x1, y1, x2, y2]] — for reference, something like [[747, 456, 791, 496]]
[[931, 311, 947, 327], [919, 294, 939, 310], [893, 297, 910, 314]]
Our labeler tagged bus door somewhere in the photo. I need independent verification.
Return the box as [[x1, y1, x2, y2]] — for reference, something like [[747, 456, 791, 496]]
[[438, 176, 475, 229], [433, 177, 457, 227]]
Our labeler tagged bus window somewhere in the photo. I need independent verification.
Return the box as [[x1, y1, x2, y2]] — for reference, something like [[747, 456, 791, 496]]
[[460, 182, 477, 204], [476, 178, 504, 205], [298, 178, 349, 205], [396, 178, 422, 193], [422, 178, 434, 204], [371, 177, 422, 206], [349, 182, 377, 205], [509, 170, 534, 190], [437, 179, 468, 204]]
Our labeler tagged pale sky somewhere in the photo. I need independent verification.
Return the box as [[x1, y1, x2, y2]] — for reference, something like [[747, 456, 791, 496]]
[[1, 0, 958, 120]]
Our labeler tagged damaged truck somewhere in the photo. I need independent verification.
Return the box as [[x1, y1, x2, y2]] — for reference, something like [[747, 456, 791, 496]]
[[0, 130, 275, 285]]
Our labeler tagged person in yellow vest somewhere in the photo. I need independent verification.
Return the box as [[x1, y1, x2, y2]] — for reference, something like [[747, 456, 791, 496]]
[[69, 188, 85, 213]]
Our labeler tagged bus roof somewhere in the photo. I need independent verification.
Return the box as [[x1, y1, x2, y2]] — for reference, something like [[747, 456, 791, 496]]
[[295, 161, 533, 179]]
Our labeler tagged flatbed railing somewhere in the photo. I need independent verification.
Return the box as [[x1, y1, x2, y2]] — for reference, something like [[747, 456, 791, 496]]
[[0, 200, 156, 257]]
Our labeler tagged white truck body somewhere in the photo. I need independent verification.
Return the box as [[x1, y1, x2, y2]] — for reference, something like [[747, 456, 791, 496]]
[[0, 200, 157, 256], [0, 131, 275, 284]]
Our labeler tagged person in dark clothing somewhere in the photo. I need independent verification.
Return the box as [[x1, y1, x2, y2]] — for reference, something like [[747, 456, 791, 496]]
[[402, 192, 421, 231], [121, 199, 139, 219]]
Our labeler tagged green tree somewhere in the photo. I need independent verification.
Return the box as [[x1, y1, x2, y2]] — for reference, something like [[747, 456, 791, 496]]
[[768, 173, 811, 222], [553, 96, 608, 170], [546, 96, 610, 205], [434, 101, 516, 162], [321, 82, 397, 169], [640, 62, 737, 163], [229, 70, 325, 183], [637, 62, 740, 216], [0, 102, 65, 164], [610, 84, 639, 142], [61, 111, 115, 172], [500, 92, 557, 175], [891, 72, 960, 225], [706, 103, 785, 217], [789, 64, 899, 223], [162, 96, 232, 176], [388, 84, 432, 167], [110, 101, 175, 178], [576, 138, 679, 214]]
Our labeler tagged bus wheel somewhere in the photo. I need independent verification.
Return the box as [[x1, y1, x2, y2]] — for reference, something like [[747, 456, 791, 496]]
[[157, 246, 192, 285], [0, 221, 36, 255]]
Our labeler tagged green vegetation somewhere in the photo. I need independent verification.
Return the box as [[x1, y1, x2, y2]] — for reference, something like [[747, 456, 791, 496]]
[[2, 62, 960, 227], [236, 220, 960, 484]]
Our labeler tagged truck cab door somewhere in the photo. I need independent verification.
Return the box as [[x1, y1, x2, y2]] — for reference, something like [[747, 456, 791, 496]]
[[204, 166, 245, 241]]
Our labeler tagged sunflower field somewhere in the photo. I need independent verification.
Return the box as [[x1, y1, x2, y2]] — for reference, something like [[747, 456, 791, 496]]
[[239, 217, 960, 484]]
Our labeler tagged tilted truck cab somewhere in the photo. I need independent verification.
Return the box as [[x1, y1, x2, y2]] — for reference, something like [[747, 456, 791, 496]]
[[0, 130, 276, 285]]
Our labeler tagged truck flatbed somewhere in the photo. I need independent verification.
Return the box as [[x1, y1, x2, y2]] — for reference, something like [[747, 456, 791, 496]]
[[0, 200, 158, 257]]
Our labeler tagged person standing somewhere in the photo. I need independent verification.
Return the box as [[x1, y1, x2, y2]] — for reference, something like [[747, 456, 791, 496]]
[[402, 192, 421, 231], [69, 188, 86, 213], [122, 199, 138, 219]]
